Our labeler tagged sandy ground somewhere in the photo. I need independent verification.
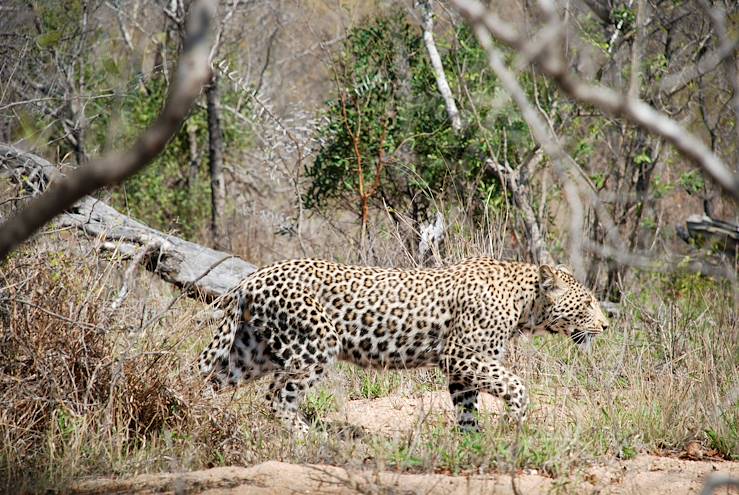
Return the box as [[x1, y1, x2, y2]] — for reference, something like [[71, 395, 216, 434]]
[[72, 393, 739, 495], [328, 391, 502, 435], [72, 456, 739, 495]]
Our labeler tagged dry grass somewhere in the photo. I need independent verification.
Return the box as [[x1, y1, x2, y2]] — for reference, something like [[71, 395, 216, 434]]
[[0, 227, 736, 492], [0, 245, 250, 491]]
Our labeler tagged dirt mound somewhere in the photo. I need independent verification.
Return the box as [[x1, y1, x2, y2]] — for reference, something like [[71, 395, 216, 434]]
[[71, 461, 548, 495], [72, 456, 738, 495]]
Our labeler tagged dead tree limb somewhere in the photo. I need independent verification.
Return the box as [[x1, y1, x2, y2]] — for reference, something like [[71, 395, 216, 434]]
[[486, 151, 554, 266], [452, 0, 739, 202], [0, 0, 218, 262], [0, 146, 255, 300], [418, 0, 463, 132], [677, 214, 739, 256]]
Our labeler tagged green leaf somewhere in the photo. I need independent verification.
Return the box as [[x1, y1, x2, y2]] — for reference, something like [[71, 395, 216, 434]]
[[37, 30, 62, 48], [634, 152, 652, 165]]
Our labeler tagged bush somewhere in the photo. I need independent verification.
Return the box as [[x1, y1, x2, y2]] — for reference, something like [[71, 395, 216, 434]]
[[306, 10, 553, 229]]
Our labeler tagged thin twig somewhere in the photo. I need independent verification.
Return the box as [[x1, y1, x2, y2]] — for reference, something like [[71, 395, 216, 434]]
[[108, 241, 160, 314], [11, 297, 108, 332], [139, 254, 236, 333]]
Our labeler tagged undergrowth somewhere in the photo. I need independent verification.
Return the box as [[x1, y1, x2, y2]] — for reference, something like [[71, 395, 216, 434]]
[[0, 237, 736, 492], [0, 247, 248, 492]]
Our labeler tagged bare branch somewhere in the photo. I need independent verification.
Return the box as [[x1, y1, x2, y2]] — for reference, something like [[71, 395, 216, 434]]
[[659, 39, 739, 95], [106, 0, 135, 51], [0, 0, 218, 262], [208, 0, 242, 62], [417, 0, 463, 132], [486, 152, 554, 266], [696, 0, 739, 155], [472, 24, 586, 278], [109, 241, 160, 314], [452, 0, 739, 202], [255, 25, 280, 96]]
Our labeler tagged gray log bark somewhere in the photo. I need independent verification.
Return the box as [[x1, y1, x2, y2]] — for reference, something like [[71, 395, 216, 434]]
[[0, 145, 255, 301]]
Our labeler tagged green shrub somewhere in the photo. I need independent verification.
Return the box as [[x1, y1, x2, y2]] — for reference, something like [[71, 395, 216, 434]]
[[306, 11, 553, 227]]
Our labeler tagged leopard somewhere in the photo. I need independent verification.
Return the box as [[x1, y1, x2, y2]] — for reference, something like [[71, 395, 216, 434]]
[[198, 257, 609, 432]]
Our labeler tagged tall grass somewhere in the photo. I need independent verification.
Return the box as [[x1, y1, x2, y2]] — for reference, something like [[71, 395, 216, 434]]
[[0, 247, 250, 491], [0, 227, 736, 492]]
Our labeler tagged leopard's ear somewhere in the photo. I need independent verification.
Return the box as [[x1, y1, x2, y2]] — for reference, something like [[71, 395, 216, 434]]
[[539, 265, 558, 288], [539, 265, 567, 299]]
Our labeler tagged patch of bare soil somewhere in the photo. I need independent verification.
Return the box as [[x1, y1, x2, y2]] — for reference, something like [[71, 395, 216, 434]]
[[72, 394, 739, 495], [328, 391, 501, 435], [70, 457, 739, 495]]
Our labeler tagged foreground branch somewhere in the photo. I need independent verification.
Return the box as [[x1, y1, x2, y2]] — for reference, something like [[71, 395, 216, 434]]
[[0, 0, 218, 261], [473, 25, 587, 278]]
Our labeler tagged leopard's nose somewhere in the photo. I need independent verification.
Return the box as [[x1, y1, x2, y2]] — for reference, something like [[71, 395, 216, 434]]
[[601, 321, 609, 332]]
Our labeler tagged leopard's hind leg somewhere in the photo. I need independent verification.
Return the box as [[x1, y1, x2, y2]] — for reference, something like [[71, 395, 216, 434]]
[[264, 294, 340, 432], [199, 290, 276, 389], [223, 321, 279, 387]]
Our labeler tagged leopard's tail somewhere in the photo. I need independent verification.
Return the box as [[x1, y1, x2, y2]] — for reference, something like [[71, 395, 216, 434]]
[[198, 289, 248, 379]]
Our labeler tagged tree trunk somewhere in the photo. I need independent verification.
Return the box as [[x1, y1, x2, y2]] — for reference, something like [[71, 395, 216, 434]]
[[187, 122, 201, 188], [206, 73, 227, 250]]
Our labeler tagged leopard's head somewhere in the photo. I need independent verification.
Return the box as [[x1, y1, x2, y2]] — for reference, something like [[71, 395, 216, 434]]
[[532, 264, 609, 351]]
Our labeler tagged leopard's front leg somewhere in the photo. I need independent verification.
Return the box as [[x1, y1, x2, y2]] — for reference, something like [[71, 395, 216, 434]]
[[442, 347, 529, 426], [448, 373, 480, 432]]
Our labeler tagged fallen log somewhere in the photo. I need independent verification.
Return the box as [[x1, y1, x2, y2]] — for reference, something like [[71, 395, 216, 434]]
[[679, 214, 739, 257], [0, 145, 255, 301]]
